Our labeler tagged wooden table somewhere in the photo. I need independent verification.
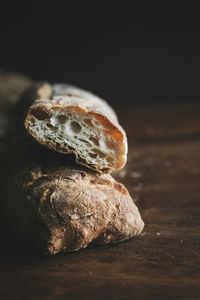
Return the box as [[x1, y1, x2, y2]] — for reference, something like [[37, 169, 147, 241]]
[[0, 104, 200, 300]]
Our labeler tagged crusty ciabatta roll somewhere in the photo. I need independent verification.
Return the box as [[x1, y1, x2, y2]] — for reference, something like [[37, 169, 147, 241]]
[[2, 164, 144, 255], [24, 84, 128, 173]]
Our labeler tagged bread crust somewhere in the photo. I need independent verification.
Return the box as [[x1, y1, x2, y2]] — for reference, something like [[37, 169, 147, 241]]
[[2, 165, 144, 255], [24, 84, 128, 173]]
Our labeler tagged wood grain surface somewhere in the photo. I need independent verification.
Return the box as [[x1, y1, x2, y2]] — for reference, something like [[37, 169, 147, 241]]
[[0, 104, 200, 300]]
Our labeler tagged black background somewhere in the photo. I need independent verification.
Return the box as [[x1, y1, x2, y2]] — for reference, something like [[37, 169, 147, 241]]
[[1, 3, 200, 105]]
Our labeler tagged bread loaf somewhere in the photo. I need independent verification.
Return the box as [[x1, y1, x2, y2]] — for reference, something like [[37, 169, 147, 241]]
[[24, 84, 128, 173], [2, 164, 144, 255], [0, 82, 144, 255]]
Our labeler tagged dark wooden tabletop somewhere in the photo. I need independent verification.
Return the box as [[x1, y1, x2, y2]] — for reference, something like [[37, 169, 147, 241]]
[[0, 104, 200, 300]]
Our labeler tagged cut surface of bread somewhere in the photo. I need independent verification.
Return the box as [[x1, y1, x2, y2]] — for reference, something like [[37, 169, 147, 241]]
[[24, 85, 128, 173]]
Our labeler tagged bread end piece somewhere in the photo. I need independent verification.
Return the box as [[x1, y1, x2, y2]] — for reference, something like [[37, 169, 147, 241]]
[[3, 167, 144, 255], [25, 100, 128, 173]]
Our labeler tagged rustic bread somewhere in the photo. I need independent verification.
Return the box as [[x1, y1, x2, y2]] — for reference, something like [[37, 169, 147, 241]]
[[24, 84, 128, 173], [0, 82, 144, 255], [2, 164, 144, 255]]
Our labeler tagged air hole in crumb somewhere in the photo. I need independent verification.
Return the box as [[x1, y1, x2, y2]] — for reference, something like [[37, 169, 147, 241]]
[[70, 121, 82, 133], [57, 115, 68, 124], [79, 139, 91, 146], [90, 153, 97, 158], [89, 136, 99, 146], [57, 133, 63, 139], [92, 149, 106, 158], [46, 123, 53, 128], [31, 109, 49, 120], [84, 119, 93, 126], [67, 145, 74, 151]]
